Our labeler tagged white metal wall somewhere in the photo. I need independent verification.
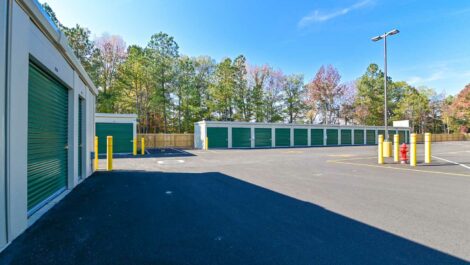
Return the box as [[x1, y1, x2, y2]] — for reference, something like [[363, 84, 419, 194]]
[[2, 0, 97, 250], [0, 0, 8, 249]]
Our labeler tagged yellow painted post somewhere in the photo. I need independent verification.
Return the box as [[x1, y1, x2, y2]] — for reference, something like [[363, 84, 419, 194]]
[[410, 133, 417, 167], [393, 134, 399, 163], [133, 137, 137, 156], [94, 136, 99, 170], [205, 137, 209, 150], [425, 133, 431, 164], [383, 140, 392, 158], [141, 137, 145, 155], [378, 134, 384, 164], [106, 136, 113, 171]]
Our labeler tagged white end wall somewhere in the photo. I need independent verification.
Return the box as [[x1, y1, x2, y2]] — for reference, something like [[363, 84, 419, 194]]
[[3, 0, 97, 249]]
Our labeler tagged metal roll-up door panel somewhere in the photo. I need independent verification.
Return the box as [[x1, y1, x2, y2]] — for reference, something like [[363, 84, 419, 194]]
[[378, 130, 385, 141], [232, 128, 251, 148], [311, 129, 323, 146], [275, 128, 290, 147], [341, 130, 352, 145], [28, 63, 68, 212], [96, 123, 133, 154], [207, 127, 228, 148], [399, 131, 406, 144], [366, 130, 376, 145], [294, 129, 308, 146], [326, 129, 338, 145], [354, 130, 364, 145], [255, 128, 271, 147]]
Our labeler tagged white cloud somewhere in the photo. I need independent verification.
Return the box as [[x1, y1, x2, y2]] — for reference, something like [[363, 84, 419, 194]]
[[407, 71, 445, 85], [298, 0, 372, 27]]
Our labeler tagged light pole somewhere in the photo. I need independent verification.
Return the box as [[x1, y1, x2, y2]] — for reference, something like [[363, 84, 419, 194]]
[[372, 29, 399, 142]]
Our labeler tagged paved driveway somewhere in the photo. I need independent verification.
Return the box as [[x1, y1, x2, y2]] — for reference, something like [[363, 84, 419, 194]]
[[1, 143, 469, 264]]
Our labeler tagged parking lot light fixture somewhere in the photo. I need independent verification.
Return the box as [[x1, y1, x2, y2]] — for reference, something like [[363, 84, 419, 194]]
[[371, 29, 400, 142]]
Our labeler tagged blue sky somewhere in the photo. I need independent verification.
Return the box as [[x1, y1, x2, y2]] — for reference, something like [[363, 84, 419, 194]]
[[40, 0, 470, 95]]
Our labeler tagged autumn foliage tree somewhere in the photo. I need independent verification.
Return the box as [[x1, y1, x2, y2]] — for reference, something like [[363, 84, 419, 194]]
[[305, 65, 346, 124]]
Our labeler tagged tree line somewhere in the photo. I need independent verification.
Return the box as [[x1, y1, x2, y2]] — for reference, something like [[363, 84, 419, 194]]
[[42, 3, 470, 134]]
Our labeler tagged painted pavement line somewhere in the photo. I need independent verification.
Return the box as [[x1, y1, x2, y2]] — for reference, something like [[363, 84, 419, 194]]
[[328, 160, 470, 178], [432, 155, 470, 170]]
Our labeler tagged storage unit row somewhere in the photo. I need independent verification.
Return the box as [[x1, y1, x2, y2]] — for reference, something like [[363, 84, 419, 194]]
[[194, 121, 410, 149]]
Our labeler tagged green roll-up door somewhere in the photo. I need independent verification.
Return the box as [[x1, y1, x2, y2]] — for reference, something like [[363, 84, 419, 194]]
[[389, 130, 397, 142], [341, 130, 352, 145], [294, 129, 308, 146], [275, 128, 290, 147], [28, 63, 68, 212], [311, 129, 324, 146], [207, 127, 228, 148], [378, 130, 385, 141], [96, 123, 133, 154], [366, 130, 376, 145], [399, 131, 406, 144], [232, 127, 251, 148], [255, 128, 271, 147], [326, 129, 338, 145], [78, 98, 84, 178], [354, 130, 364, 145]]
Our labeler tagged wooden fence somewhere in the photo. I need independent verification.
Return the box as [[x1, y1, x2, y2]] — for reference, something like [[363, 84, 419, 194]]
[[137, 134, 194, 149], [416, 133, 469, 143]]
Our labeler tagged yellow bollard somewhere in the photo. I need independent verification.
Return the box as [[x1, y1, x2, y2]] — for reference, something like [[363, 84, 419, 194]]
[[94, 136, 99, 170], [141, 137, 145, 155], [383, 140, 392, 158], [205, 137, 209, 150], [410, 133, 417, 167], [106, 136, 113, 171], [425, 133, 431, 164], [133, 137, 137, 156], [378, 134, 384, 164], [393, 134, 399, 163]]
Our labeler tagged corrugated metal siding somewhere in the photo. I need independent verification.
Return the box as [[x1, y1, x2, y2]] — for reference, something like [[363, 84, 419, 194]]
[[232, 128, 251, 148], [294, 129, 308, 146], [311, 129, 323, 146], [399, 131, 406, 144], [341, 130, 352, 145], [354, 130, 364, 145], [27, 63, 68, 211], [206, 127, 228, 148], [96, 123, 133, 154], [275, 128, 290, 147], [366, 130, 376, 145], [255, 128, 271, 147], [326, 129, 338, 145]]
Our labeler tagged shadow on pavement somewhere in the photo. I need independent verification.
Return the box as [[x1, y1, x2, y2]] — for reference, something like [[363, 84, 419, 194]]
[[0, 171, 466, 265], [97, 148, 195, 159]]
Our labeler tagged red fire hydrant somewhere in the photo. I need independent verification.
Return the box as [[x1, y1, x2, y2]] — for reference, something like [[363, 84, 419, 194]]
[[400, 143, 408, 164]]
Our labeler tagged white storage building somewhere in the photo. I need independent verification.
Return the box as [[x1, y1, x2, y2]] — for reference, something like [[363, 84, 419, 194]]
[[0, 0, 97, 250], [194, 121, 410, 149]]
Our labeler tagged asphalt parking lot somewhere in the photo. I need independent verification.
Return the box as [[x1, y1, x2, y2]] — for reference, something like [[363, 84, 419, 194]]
[[1, 142, 469, 264]]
